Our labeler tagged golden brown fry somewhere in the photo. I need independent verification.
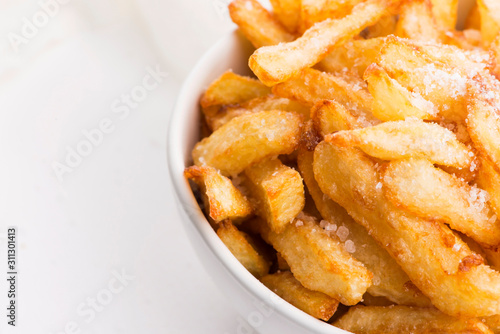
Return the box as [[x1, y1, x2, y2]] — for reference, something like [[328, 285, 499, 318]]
[[298, 0, 365, 33], [313, 141, 500, 317], [477, 0, 500, 45], [276, 253, 291, 271], [229, 0, 294, 48], [382, 158, 500, 247], [326, 119, 475, 169], [484, 315, 500, 334], [269, 0, 301, 33], [192, 111, 303, 176], [249, 0, 399, 85], [429, 0, 458, 30], [260, 271, 339, 321], [465, 4, 481, 30], [217, 220, 270, 277], [200, 70, 270, 111], [334, 305, 493, 333], [257, 216, 372, 305], [395, 0, 442, 43], [477, 157, 500, 218], [364, 63, 439, 121], [209, 95, 310, 131], [243, 158, 305, 233], [298, 149, 432, 307], [184, 166, 252, 223], [364, 14, 397, 38], [317, 37, 385, 77], [311, 100, 364, 137]]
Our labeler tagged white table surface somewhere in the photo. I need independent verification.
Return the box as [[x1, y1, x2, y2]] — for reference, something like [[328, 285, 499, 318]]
[[0, 0, 269, 333]]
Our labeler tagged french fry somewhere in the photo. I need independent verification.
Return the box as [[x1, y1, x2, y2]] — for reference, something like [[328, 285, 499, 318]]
[[217, 220, 270, 277], [269, 0, 301, 34], [184, 166, 252, 223], [209, 95, 310, 131], [243, 158, 305, 233], [465, 4, 481, 30], [476, 157, 500, 218], [477, 0, 500, 45], [298, 149, 432, 307], [429, 0, 459, 30], [382, 158, 500, 247], [364, 13, 397, 38], [364, 63, 439, 121], [313, 141, 500, 317], [311, 100, 364, 137], [395, 0, 442, 43], [326, 119, 475, 169], [334, 305, 493, 333], [257, 216, 372, 305], [317, 37, 385, 77], [192, 111, 303, 176], [249, 0, 400, 85], [276, 253, 291, 271], [484, 315, 500, 334], [443, 29, 483, 50], [260, 271, 339, 320], [229, 0, 295, 48], [298, 0, 365, 33]]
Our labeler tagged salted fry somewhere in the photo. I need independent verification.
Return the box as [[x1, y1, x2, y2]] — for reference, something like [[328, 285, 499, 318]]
[[298, 149, 432, 307], [258, 216, 372, 305], [364, 63, 439, 121], [298, 0, 365, 33], [192, 111, 303, 175], [243, 158, 305, 233], [260, 271, 339, 320], [477, 0, 500, 45], [326, 119, 475, 169], [395, 0, 442, 43], [484, 314, 500, 333], [184, 166, 252, 222], [382, 158, 500, 247], [269, 0, 301, 33], [314, 141, 500, 317], [429, 0, 459, 30], [249, 0, 399, 85], [477, 157, 500, 218], [311, 100, 364, 137], [229, 0, 294, 48], [335, 305, 493, 333], [217, 220, 270, 277]]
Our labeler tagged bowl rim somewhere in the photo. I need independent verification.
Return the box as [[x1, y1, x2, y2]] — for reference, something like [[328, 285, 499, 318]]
[[166, 30, 349, 333]]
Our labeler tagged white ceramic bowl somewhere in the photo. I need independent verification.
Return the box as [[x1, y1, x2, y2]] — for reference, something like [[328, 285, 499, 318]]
[[167, 31, 350, 333]]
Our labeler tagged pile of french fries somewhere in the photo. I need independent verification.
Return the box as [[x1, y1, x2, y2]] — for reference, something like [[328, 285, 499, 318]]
[[184, 0, 500, 332]]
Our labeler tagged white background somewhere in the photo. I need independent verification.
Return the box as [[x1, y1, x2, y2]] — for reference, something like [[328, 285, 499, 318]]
[[0, 0, 270, 333]]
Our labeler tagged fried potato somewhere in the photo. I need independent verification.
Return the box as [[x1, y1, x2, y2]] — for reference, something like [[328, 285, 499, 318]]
[[209, 95, 310, 131], [429, 0, 459, 30], [276, 252, 291, 271], [229, 0, 295, 48], [467, 90, 500, 173], [477, 0, 500, 45], [243, 158, 305, 233], [249, 0, 399, 85], [382, 158, 500, 247], [192, 111, 303, 176], [313, 141, 500, 317], [395, 0, 442, 43], [298, 149, 432, 307], [465, 4, 481, 30], [484, 315, 500, 334], [364, 13, 397, 38], [334, 305, 493, 333], [311, 100, 364, 137], [364, 63, 439, 121], [269, 0, 301, 34], [260, 271, 339, 320], [326, 119, 475, 169], [477, 157, 500, 218], [184, 166, 252, 223], [298, 0, 365, 33], [257, 216, 372, 305], [217, 220, 270, 277], [317, 37, 385, 77]]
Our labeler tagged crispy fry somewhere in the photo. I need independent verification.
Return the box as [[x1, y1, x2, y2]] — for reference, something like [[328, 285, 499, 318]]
[[298, 149, 432, 307], [334, 305, 493, 333], [382, 158, 500, 247], [249, 0, 399, 85], [217, 220, 270, 277], [260, 271, 339, 320], [184, 166, 252, 223], [429, 0, 459, 30], [257, 216, 372, 305], [298, 0, 365, 33], [477, 0, 500, 45], [326, 119, 475, 169], [269, 0, 301, 33], [364, 63, 439, 121], [243, 158, 305, 233], [395, 0, 442, 43], [313, 141, 500, 317], [229, 0, 295, 48], [311, 100, 364, 137], [364, 14, 397, 38], [192, 111, 303, 176], [477, 157, 500, 218]]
